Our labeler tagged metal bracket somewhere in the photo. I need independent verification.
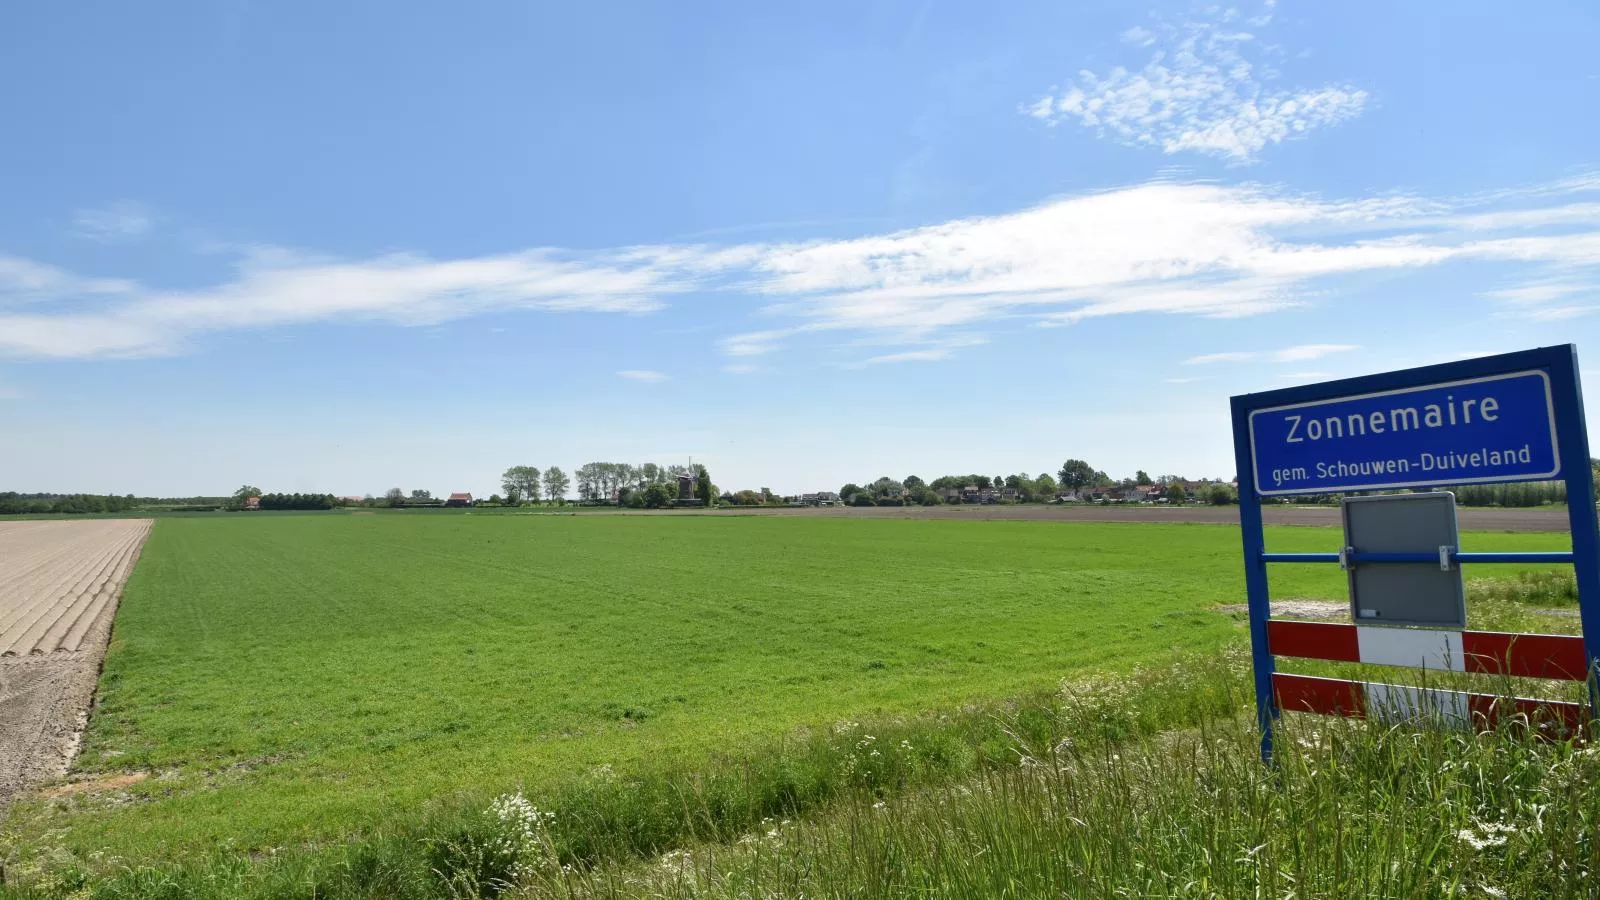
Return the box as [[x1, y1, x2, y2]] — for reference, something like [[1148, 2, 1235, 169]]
[[1339, 546, 1352, 571], [1439, 545, 1454, 571]]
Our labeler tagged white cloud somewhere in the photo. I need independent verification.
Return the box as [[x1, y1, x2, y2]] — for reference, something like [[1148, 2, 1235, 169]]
[[6, 176, 1600, 364], [1483, 280, 1594, 306], [0, 248, 690, 359], [617, 369, 669, 383], [0, 254, 134, 303], [847, 348, 953, 367], [714, 178, 1600, 360], [1483, 274, 1600, 323], [1185, 343, 1355, 366], [1028, 7, 1366, 162], [1185, 351, 1258, 365], [1121, 25, 1156, 47], [1271, 343, 1358, 363], [72, 201, 153, 243]]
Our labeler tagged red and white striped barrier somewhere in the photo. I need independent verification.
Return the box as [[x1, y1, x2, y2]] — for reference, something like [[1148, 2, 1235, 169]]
[[1266, 620, 1590, 734], [1273, 672, 1585, 732], [1267, 619, 1589, 681]]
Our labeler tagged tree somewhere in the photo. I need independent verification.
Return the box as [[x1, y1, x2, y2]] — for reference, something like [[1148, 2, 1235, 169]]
[[904, 475, 925, 490], [1134, 470, 1151, 485], [1205, 483, 1237, 505], [504, 486, 521, 506], [642, 483, 675, 508], [384, 487, 405, 508], [501, 466, 542, 503], [410, 489, 432, 501], [1034, 473, 1058, 498], [852, 492, 876, 507], [641, 463, 663, 485], [1058, 460, 1095, 495], [1164, 483, 1188, 504], [840, 483, 863, 501], [695, 465, 713, 506], [231, 485, 262, 510], [543, 466, 569, 503]]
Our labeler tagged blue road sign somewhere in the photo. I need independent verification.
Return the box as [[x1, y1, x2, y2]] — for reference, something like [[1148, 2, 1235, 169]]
[[1230, 346, 1600, 764], [1248, 370, 1560, 496]]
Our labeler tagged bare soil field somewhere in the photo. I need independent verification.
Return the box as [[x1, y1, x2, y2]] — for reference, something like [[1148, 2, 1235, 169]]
[[688, 504, 1572, 532], [0, 519, 152, 808]]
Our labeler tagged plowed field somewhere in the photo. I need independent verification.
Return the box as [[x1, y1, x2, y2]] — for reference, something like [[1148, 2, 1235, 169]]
[[0, 519, 152, 806]]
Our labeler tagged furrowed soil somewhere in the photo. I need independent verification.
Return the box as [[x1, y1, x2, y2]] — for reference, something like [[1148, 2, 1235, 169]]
[[0, 520, 153, 808]]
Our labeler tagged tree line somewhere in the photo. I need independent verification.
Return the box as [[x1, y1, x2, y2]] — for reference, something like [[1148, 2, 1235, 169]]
[[830, 463, 1238, 507], [490, 462, 715, 508], [0, 492, 142, 515]]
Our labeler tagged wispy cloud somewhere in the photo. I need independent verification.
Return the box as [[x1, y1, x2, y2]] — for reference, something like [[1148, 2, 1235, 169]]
[[1185, 351, 1258, 365], [5, 176, 1600, 363], [0, 248, 690, 359], [0, 254, 134, 303], [1026, 5, 1366, 162], [617, 369, 669, 383], [71, 201, 153, 243], [1482, 271, 1600, 323], [1185, 343, 1357, 365], [1273, 343, 1358, 363]]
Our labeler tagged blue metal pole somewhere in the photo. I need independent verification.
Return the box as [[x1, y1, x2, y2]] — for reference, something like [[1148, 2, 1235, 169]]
[[1260, 551, 1576, 565], [1230, 395, 1276, 763], [1549, 347, 1600, 719]]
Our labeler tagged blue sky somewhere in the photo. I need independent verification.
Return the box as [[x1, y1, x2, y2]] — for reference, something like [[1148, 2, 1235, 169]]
[[3, 1, 1599, 498]]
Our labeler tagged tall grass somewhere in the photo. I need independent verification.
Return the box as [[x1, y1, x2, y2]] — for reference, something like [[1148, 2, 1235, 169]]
[[540, 699, 1599, 899], [1470, 569, 1581, 608]]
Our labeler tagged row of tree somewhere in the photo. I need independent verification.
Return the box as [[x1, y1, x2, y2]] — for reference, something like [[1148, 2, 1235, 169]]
[[0, 492, 143, 515], [827, 465, 1238, 507], [252, 492, 342, 511], [496, 462, 713, 506]]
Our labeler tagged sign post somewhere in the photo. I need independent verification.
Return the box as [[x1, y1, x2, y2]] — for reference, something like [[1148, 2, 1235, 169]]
[[1230, 345, 1600, 762]]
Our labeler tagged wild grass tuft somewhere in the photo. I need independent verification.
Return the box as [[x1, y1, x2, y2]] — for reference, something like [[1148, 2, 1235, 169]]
[[543, 690, 1600, 899]]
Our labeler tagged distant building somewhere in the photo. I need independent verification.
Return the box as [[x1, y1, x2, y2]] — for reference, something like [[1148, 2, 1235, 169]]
[[445, 492, 473, 508], [243, 496, 261, 511]]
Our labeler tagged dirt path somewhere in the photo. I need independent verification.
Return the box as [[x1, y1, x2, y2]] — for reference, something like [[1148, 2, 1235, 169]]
[[0, 519, 152, 809]]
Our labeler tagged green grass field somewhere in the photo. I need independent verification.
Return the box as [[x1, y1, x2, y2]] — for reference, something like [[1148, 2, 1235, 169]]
[[0, 514, 1578, 895]]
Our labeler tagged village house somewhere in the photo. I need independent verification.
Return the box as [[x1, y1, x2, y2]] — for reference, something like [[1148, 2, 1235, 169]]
[[444, 492, 473, 508]]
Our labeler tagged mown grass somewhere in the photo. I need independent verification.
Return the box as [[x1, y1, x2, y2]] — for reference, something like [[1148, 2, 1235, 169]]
[[0, 515, 1582, 896]]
